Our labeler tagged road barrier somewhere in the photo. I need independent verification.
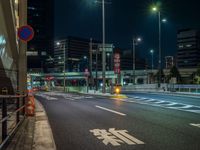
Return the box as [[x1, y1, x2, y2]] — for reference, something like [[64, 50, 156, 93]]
[[0, 94, 26, 149], [26, 94, 35, 116]]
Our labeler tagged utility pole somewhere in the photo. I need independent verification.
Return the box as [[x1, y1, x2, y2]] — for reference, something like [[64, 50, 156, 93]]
[[63, 43, 66, 92], [158, 11, 161, 88], [102, 0, 106, 93], [89, 38, 93, 90], [132, 37, 141, 85], [96, 48, 98, 92], [132, 38, 136, 85]]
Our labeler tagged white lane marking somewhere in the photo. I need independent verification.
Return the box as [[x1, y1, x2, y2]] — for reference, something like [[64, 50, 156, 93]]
[[186, 110, 200, 113], [95, 105, 126, 116], [90, 128, 144, 146], [121, 98, 200, 114], [145, 99, 157, 102], [140, 98, 149, 100], [153, 100, 166, 104], [177, 105, 193, 109], [165, 102, 178, 106], [190, 123, 200, 128]]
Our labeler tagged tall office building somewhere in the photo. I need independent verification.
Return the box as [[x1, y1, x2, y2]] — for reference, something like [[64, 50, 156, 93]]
[[54, 37, 103, 72], [27, 0, 54, 72], [177, 29, 200, 68], [120, 49, 147, 70]]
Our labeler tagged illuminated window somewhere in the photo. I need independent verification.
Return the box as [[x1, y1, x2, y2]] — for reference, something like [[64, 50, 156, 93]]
[[178, 45, 183, 48], [186, 44, 192, 47]]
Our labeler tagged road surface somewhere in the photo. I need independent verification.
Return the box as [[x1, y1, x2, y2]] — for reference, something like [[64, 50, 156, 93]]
[[35, 92, 200, 150]]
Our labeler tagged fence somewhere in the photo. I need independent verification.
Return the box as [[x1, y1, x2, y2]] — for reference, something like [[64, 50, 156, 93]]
[[122, 84, 200, 93], [0, 94, 26, 149]]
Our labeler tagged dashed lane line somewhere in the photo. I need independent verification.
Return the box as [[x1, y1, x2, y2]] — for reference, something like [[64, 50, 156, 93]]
[[190, 123, 200, 128]]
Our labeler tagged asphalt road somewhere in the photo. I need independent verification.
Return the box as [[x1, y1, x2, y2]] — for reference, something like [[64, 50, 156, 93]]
[[35, 92, 200, 150]]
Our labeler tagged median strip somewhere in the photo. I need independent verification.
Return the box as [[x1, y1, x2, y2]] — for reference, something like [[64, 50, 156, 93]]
[[95, 105, 126, 116]]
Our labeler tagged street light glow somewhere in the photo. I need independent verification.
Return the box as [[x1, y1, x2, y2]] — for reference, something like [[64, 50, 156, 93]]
[[152, 6, 158, 12], [56, 42, 60, 46], [162, 18, 167, 23], [137, 37, 142, 42], [150, 49, 154, 53]]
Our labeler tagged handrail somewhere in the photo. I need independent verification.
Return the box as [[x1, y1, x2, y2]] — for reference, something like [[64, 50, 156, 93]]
[[0, 94, 27, 149]]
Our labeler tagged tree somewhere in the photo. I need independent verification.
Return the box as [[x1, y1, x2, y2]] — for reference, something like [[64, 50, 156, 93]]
[[168, 66, 182, 84], [155, 69, 165, 83], [194, 65, 200, 84]]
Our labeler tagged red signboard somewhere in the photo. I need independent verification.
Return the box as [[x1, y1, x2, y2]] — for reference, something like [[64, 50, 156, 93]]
[[114, 53, 120, 74]]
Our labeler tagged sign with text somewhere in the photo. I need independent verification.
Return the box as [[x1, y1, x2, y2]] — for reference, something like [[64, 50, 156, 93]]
[[114, 53, 120, 74]]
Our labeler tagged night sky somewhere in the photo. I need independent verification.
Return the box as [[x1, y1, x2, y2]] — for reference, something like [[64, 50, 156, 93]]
[[55, 0, 200, 66]]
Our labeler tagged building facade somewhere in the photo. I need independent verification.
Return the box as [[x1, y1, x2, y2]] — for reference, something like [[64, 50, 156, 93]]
[[0, 0, 25, 94], [54, 37, 110, 73], [177, 29, 200, 68], [120, 49, 147, 70], [27, 0, 54, 72]]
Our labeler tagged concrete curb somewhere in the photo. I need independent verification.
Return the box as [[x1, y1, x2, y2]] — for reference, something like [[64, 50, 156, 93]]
[[33, 99, 57, 150]]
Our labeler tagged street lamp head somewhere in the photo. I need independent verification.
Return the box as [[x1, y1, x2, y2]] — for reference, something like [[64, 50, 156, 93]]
[[150, 49, 154, 53], [83, 56, 87, 59], [56, 42, 60, 46], [162, 18, 167, 23], [137, 37, 142, 42], [152, 6, 158, 12]]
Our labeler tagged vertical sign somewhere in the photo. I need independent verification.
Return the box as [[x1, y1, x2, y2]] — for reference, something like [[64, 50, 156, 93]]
[[114, 53, 120, 74]]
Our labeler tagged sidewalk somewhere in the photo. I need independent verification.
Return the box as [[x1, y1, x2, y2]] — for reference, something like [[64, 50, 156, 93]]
[[6, 100, 56, 150]]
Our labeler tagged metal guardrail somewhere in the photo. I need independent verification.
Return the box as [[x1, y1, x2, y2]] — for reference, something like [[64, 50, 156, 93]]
[[0, 94, 26, 149]]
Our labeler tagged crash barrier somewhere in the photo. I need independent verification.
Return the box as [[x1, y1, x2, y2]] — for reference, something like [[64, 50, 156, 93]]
[[122, 84, 200, 93], [168, 84, 200, 93], [0, 94, 26, 149]]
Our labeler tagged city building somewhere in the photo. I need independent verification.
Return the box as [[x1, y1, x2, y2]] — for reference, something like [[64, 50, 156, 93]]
[[120, 49, 147, 70], [0, 0, 26, 94], [27, 0, 54, 72], [54, 37, 112, 73], [177, 29, 200, 68], [91, 43, 113, 71]]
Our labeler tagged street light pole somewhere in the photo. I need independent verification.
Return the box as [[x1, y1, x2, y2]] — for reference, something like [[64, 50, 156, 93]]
[[158, 11, 161, 87], [132, 38, 136, 85], [63, 43, 66, 92], [56, 41, 66, 92], [132, 37, 141, 85], [150, 49, 154, 72], [89, 38, 93, 89], [102, 0, 106, 93]]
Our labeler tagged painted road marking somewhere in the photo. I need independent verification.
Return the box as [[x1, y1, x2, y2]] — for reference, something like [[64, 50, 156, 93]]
[[190, 123, 200, 128], [124, 97, 200, 114], [95, 105, 126, 116], [90, 128, 144, 146]]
